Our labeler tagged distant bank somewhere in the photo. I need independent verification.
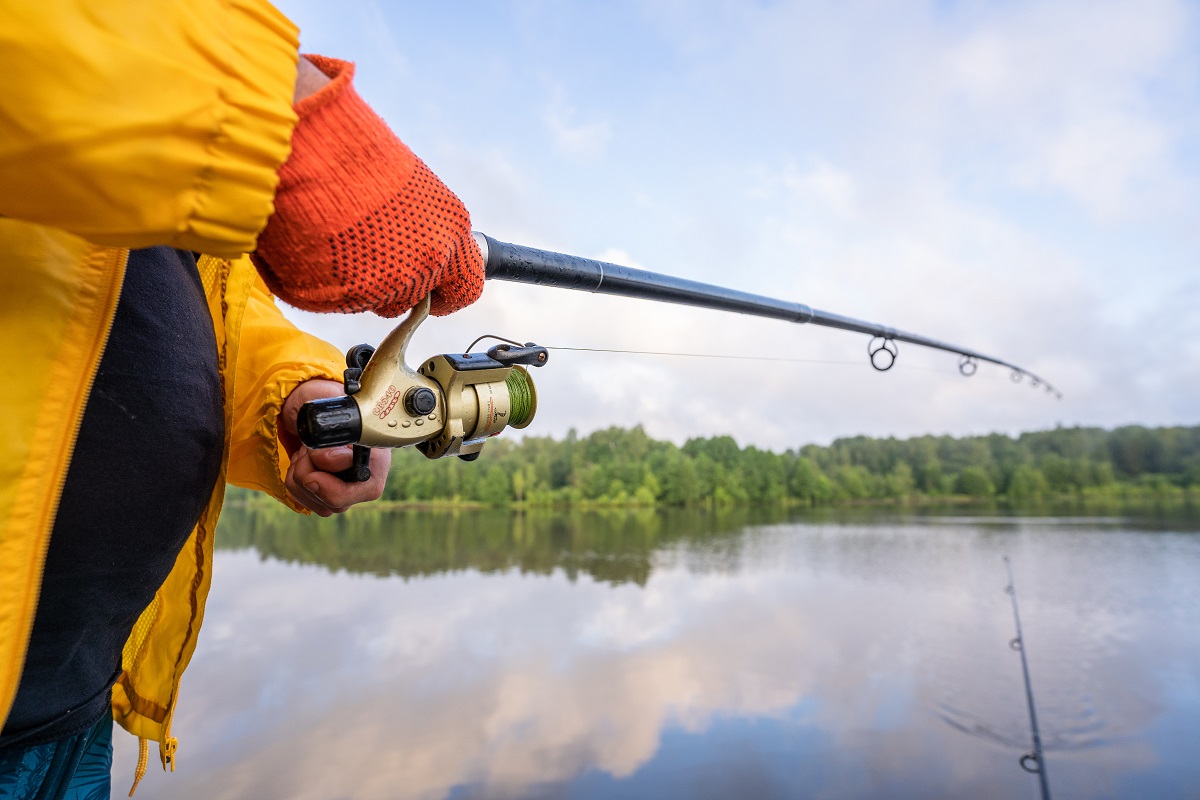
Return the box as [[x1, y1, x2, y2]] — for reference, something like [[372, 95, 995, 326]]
[[231, 424, 1199, 510]]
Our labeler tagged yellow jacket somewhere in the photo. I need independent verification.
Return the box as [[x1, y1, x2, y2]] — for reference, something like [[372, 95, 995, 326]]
[[0, 0, 343, 772]]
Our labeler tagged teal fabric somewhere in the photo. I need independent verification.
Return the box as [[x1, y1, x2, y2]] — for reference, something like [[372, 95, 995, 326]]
[[0, 714, 111, 800]]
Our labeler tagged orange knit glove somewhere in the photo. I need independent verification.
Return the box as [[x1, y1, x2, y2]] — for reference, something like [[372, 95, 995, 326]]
[[252, 56, 484, 317]]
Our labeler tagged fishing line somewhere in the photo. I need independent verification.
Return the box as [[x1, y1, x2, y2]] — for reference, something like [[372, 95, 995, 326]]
[[505, 368, 536, 427], [545, 345, 951, 374], [545, 345, 863, 366]]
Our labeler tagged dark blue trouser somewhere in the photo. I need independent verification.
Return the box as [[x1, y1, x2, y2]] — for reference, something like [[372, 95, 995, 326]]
[[0, 714, 112, 800]]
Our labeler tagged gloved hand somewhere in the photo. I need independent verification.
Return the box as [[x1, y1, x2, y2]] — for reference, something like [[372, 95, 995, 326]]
[[253, 56, 483, 317]]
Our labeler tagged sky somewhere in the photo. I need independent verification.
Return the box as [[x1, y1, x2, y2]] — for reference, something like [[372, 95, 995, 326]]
[[273, 0, 1200, 451]]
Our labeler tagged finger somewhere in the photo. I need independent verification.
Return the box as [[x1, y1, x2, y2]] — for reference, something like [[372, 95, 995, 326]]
[[293, 474, 350, 515], [290, 449, 372, 510], [302, 469, 379, 509], [293, 446, 390, 509], [286, 471, 335, 516], [286, 448, 343, 516], [307, 445, 355, 473]]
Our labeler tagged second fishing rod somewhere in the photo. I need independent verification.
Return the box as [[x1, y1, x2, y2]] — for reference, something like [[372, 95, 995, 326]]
[[1004, 556, 1052, 800]]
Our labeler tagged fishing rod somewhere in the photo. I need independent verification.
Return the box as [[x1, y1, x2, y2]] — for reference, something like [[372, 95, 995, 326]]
[[1004, 556, 1051, 800], [297, 233, 1059, 478], [476, 233, 1061, 393]]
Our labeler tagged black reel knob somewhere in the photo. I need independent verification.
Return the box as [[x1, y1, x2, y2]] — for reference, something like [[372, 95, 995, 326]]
[[405, 387, 437, 416], [297, 395, 361, 449]]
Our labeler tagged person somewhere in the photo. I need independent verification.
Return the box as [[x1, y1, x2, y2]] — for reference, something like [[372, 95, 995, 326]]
[[0, 3, 483, 796]]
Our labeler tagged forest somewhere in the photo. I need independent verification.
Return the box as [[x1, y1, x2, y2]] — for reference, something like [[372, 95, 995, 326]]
[[350, 424, 1200, 508]]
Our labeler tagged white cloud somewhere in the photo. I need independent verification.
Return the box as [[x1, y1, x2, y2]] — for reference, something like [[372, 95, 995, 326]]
[[543, 95, 611, 159], [1014, 114, 1170, 219], [938, 0, 1192, 219]]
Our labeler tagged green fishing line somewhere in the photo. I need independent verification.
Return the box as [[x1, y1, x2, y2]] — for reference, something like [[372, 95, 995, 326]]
[[506, 367, 535, 427]]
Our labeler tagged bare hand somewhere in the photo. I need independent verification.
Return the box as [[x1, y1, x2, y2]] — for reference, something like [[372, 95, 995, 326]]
[[279, 379, 392, 516], [293, 55, 332, 104]]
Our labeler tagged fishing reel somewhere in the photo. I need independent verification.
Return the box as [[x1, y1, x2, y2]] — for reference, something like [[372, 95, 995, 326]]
[[296, 295, 547, 480]]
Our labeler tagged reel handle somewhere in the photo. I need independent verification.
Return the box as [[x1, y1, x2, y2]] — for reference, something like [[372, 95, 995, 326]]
[[334, 344, 376, 482], [294, 397, 371, 481], [336, 444, 373, 483]]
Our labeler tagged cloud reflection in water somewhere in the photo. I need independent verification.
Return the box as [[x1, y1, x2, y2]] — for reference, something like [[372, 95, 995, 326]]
[[115, 513, 1199, 799]]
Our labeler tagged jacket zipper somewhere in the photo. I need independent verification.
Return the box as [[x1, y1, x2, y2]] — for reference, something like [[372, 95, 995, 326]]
[[5, 247, 129, 715]]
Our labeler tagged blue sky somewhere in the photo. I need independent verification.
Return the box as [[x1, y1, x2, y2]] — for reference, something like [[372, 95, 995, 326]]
[[275, 0, 1200, 449]]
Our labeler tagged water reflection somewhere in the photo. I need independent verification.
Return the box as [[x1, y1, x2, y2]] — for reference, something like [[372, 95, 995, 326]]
[[214, 505, 794, 585], [116, 509, 1200, 799]]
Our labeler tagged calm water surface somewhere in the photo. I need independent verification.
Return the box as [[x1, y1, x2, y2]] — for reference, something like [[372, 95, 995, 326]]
[[115, 507, 1200, 799]]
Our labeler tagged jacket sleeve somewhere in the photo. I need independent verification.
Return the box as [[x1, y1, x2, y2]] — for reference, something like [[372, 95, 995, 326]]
[[226, 264, 346, 508], [0, 1, 300, 258]]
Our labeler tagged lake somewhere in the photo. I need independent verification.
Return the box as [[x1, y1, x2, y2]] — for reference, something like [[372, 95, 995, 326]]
[[114, 506, 1200, 799]]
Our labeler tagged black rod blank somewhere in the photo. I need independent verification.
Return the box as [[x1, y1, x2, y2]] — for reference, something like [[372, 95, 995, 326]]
[[477, 233, 1058, 394]]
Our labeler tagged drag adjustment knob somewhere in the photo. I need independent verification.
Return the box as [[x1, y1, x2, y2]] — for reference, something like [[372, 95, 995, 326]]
[[404, 387, 437, 416]]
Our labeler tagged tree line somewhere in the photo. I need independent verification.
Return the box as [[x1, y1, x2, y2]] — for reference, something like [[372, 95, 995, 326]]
[[371, 424, 1200, 508]]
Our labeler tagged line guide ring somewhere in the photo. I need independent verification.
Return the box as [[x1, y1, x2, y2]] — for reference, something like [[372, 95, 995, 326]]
[[868, 337, 898, 372]]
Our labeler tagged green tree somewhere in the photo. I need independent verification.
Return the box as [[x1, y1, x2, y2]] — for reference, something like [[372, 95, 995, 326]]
[[788, 457, 832, 505], [1006, 464, 1048, 501], [659, 452, 700, 505], [479, 465, 511, 505], [885, 462, 916, 499], [955, 466, 995, 497], [917, 460, 946, 494], [833, 465, 873, 500]]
